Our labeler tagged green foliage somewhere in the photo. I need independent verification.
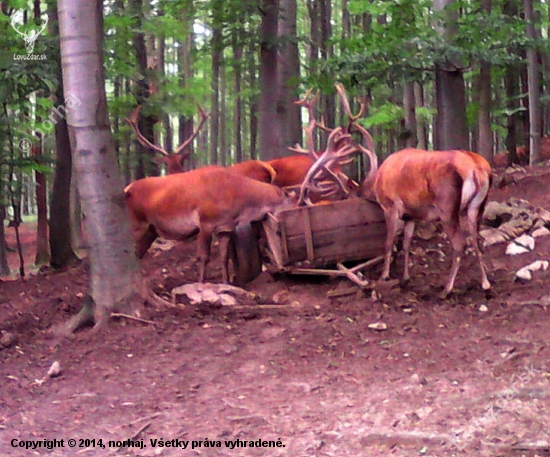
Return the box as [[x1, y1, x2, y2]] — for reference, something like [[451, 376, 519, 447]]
[[329, 0, 528, 91], [362, 102, 404, 130]]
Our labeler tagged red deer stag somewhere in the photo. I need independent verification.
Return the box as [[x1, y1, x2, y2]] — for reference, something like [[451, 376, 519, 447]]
[[126, 105, 276, 183], [126, 104, 209, 174], [365, 148, 492, 297], [124, 166, 292, 283]]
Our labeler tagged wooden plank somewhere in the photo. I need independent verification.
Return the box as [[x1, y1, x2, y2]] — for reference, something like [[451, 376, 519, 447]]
[[262, 215, 284, 270], [278, 199, 385, 238], [261, 198, 388, 270], [285, 223, 386, 265], [303, 207, 315, 260]]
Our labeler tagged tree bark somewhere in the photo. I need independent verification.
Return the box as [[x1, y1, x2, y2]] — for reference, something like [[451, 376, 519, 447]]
[[47, 0, 78, 268], [58, 0, 142, 333], [233, 27, 244, 163], [0, 205, 10, 276], [259, 0, 282, 160], [129, 0, 158, 178], [278, 0, 301, 150], [433, 0, 469, 150], [524, 0, 541, 164]]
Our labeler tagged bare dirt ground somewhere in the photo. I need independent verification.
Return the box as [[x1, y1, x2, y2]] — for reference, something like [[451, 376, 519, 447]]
[[1, 166, 550, 457]]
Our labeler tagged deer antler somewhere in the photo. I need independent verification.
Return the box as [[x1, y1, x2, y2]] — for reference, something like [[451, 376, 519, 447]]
[[298, 127, 359, 205], [126, 104, 209, 174], [173, 104, 209, 155], [335, 83, 378, 180], [126, 105, 170, 157], [335, 83, 366, 126]]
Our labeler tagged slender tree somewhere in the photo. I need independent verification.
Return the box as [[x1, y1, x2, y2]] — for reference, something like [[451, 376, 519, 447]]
[[524, 0, 541, 164], [57, 0, 142, 333], [477, 0, 493, 161]]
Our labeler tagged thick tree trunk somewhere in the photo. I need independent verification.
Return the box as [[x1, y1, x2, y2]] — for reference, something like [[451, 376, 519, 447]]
[[259, 0, 282, 160], [58, 0, 142, 333], [433, 0, 469, 150], [278, 0, 301, 150], [47, 0, 78, 268], [130, 0, 158, 178]]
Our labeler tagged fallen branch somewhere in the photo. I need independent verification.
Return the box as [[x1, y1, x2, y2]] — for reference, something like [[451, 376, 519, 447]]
[[110, 313, 156, 325]]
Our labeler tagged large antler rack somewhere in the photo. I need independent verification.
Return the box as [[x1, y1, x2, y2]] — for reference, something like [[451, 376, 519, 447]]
[[298, 127, 359, 205], [126, 104, 209, 174], [294, 84, 377, 206], [334, 83, 378, 179]]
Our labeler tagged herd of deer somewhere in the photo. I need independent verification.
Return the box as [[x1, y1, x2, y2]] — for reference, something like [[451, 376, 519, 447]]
[[123, 85, 493, 298]]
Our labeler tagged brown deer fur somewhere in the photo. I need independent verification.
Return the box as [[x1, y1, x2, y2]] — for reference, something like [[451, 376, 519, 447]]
[[369, 149, 492, 297], [124, 166, 291, 282]]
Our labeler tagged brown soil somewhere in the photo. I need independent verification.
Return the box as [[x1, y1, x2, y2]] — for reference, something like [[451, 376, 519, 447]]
[[1, 166, 550, 457]]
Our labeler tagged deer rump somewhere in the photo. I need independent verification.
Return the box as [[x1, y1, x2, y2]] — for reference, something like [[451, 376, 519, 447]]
[[372, 149, 492, 297], [124, 165, 289, 282]]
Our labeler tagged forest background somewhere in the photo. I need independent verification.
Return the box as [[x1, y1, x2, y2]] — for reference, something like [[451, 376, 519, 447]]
[[0, 0, 548, 280]]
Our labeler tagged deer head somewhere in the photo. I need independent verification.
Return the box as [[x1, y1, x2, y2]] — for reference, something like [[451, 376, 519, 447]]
[[126, 104, 209, 174]]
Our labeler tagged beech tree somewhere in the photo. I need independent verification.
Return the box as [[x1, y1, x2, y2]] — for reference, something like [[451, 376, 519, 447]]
[[57, 0, 143, 333]]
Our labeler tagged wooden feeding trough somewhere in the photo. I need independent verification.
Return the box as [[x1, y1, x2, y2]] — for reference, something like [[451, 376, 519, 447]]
[[230, 198, 387, 287], [259, 197, 387, 287]]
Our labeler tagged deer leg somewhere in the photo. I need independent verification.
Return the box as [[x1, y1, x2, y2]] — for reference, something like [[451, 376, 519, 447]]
[[467, 207, 491, 291], [441, 221, 466, 298], [135, 225, 158, 258], [381, 210, 400, 281], [217, 232, 231, 284], [196, 231, 213, 282], [402, 220, 415, 282]]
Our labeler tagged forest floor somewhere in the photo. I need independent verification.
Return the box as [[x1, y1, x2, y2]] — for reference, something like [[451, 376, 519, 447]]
[[2, 165, 550, 457]]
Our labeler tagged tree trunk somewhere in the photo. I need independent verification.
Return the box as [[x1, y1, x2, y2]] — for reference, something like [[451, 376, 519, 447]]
[[179, 33, 195, 169], [0, 205, 10, 276], [47, 0, 78, 268], [524, 0, 541, 164], [414, 83, 429, 149], [474, 0, 493, 161], [210, 5, 222, 165], [278, 0, 301, 150], [319, 0, 335, 133], [130, 0, 157, 178], [259, 0, 281, 160], [58, 0, 142, 333], [233, 27, 243, 163], [248, 38, 259, 160], [220, 65, 228, 165], [503, 0, 520, 165], [433, 0, 469, 150], [403, 82, 417, 148]]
